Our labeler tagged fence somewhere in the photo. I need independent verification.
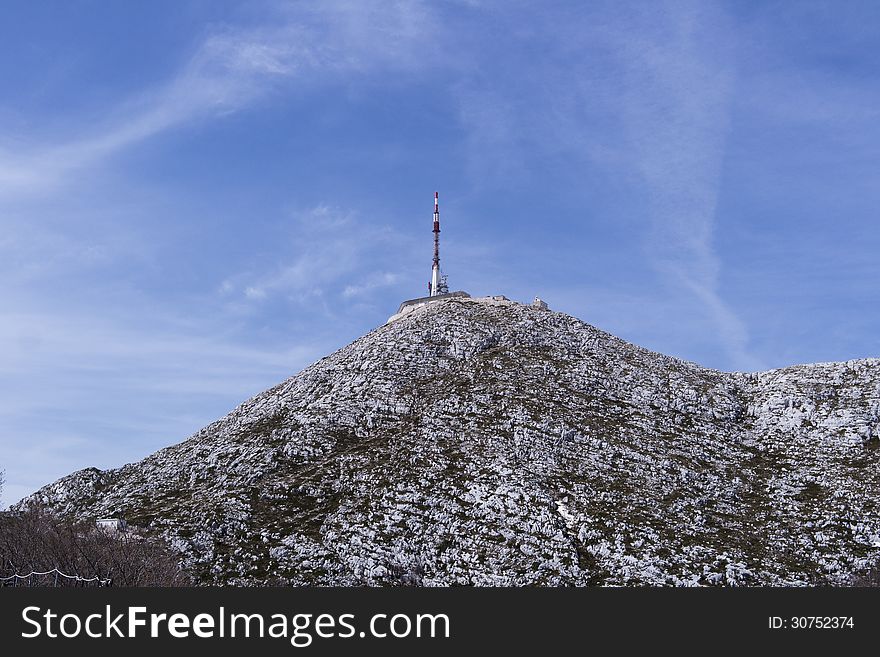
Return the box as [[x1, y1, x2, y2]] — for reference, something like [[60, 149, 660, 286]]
[[0, 568, 111, 587]]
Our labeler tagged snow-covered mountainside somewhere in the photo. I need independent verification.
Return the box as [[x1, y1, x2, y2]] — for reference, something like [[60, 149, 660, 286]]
[[21, 297, 880, 585]]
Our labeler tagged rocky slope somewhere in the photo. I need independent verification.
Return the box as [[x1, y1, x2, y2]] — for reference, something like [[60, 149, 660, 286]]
[[20, 297, 880, 585]]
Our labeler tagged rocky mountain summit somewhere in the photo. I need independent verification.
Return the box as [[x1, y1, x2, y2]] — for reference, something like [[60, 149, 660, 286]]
[[21, 296, 880, 585]]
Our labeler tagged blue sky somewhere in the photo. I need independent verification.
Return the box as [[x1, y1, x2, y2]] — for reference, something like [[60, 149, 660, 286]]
[[2, 0, 879, 505]]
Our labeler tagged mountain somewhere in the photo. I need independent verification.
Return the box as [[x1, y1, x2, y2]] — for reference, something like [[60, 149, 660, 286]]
[[20, 296, 880, 585]]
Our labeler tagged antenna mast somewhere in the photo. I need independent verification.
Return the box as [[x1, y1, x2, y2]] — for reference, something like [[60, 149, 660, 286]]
[[430, 192, 442, 296]]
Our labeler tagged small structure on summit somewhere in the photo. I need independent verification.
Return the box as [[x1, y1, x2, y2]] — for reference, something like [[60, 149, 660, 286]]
[[387, 192, 470, 323]]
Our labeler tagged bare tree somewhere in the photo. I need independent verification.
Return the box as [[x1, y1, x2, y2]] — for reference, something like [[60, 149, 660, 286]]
[[0, 506, 189, 586]]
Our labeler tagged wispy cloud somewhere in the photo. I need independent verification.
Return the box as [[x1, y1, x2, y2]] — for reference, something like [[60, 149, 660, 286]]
[[343, 272, 400, 299], [219, 205, 413, 309], [0, 31, 290, 191], [452, 2, 760, 369], [610, 4, 761, 370], [0, 1, 434, 195]]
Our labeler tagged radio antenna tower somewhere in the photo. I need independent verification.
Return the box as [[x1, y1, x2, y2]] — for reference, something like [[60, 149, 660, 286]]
[[429, 192, 448, 296]]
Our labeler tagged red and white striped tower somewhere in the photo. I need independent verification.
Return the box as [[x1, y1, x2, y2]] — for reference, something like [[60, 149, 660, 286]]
[[430, 191, 441, 296]]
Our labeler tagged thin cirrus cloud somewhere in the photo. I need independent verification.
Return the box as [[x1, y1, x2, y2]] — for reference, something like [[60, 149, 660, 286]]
[[218, 204, 414, 308], [0, 31, 290, 192], [0, 1, 435, 195], [343, 273, 401, 300], [609, 6, 761, 370], [450, 2, 760, 370]]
